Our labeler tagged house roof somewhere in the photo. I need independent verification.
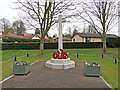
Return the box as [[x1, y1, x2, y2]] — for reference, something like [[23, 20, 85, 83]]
[[0, 33, 33, 39], [51, 37, 57, 40], [16, 36, 24, 38], [21, 33, 49, 39], [33, 34, 49, 39], [0, 33, 17, 38], [78, 33, 101, 38], [17, 36, 33, 39], [23, 33, 34, 36], [0, 33, 49, 39], [106, 34, 118, 38], [72, 33, 118, 38]]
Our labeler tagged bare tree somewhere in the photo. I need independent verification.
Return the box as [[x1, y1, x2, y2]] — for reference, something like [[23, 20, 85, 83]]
[[68, 26, 72, 37], [77, 0, 117, 52], [0, 18, 14, 34], [12, 20, 26, 35], [14, 0, 76, 55]]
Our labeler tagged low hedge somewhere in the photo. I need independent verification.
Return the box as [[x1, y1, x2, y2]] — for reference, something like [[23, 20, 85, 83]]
[[106, 38, 119, 48], [2, 42, 40, 50], [63, 42, 102, 49], [2, 40, 119, 50], [2, 42, 103, 50]]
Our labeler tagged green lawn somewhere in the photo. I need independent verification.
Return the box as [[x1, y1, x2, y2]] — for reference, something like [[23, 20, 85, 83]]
[[2, 48, 118, 89]]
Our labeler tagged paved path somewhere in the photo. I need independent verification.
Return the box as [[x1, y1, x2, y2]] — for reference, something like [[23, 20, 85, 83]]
[[2, 61, 110, 88]]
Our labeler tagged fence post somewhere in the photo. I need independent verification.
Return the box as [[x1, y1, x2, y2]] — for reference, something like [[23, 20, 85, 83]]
[[115, 57, 117, 64], [14, 55, 16, 61], [102, 54, 104, 58], [77, 53, 79, 58], [27, 53, 29, 57]]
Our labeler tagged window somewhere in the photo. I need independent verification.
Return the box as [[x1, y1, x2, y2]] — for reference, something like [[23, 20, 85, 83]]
[[35, 35, 38, 37], [73, 39, 75, 42], [86, 37, 90, 42]]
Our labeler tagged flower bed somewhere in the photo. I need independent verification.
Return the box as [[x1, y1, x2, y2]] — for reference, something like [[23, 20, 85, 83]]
[[84, 61, 100, 77], [13, 60, 30, 75]]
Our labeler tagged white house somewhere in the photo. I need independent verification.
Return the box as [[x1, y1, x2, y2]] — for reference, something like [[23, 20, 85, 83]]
[[32, 35, 40, 39], [31, 34, 49, 40]]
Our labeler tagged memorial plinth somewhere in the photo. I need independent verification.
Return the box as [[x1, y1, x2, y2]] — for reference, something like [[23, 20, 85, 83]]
[[45, 15, 75, 69], [45, 58, 75, 69]]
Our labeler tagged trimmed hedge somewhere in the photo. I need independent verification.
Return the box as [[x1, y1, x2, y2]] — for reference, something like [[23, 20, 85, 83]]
[[63, 42, 102, 49], [44, 43, 58, 49], [2, 37, 119, 50], [2, 42, 40, 50], [2, 42, 103, 50], [106, 38, 119, 48]]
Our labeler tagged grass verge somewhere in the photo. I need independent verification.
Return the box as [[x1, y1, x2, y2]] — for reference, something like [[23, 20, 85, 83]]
[[2, 48, 118, 89]]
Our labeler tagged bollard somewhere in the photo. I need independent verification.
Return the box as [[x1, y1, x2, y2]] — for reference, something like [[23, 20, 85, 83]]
[[102, 54, 104, 58], [14, 55, 16, 61], [115, 57, 117, 64], [77, 53, 79, 58], [27, 53, 29, 57]]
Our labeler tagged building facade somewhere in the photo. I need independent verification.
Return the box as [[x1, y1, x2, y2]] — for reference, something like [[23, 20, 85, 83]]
[[72, 33, 118, 42]]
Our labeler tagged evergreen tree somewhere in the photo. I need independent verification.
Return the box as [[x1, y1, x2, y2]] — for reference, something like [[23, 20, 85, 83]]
[[73, 29, 78, 35], [53, 34, 57, 37], [35, 28, 40, 34]]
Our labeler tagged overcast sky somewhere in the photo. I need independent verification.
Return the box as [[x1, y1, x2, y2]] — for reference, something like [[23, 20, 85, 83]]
[[0, 0, 119, 36]]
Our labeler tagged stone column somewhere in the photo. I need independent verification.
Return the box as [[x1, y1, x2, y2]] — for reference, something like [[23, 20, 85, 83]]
[[58, 15, 63, 49]]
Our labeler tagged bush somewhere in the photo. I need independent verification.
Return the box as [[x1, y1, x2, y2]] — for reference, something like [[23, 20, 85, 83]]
[[63, 42, 102, 49], [106, 38, 119, 48], [44, 43, 58, 49], [45, 42, 103, 49], [2, 42, 103, 50], [2, 42, 40, 50]]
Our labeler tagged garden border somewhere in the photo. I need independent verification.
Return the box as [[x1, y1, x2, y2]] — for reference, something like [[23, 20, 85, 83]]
[[100, 76, 114, 90]]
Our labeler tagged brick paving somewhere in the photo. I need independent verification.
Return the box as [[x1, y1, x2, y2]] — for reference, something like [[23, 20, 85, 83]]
[[2, 61, 110, 88]]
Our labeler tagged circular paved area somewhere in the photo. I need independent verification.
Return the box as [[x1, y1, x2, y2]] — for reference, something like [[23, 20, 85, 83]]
[[2, 61, 110, 88]]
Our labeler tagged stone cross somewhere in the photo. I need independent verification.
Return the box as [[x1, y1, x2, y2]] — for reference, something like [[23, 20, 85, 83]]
[[55, 14, 66, 49]]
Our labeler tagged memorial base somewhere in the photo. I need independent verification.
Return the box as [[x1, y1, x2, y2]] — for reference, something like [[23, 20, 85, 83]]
[[45, 58, 75, 69]]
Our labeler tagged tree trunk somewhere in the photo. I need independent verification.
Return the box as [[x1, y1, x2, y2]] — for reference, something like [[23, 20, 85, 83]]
[[103, 32, 107, 53], [39, 38, 44, 56]]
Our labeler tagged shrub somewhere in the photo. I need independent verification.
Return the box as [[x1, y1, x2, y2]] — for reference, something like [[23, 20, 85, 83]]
[[15, 60, 29, 65], [2, 42, 40, 50], [2, 42, 103, 50], [85, 61, 99, 66], [106, 38, 118, 48], [63, 42, 102, 49]]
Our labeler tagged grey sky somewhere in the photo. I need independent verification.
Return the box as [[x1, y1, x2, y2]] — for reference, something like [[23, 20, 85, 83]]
[[0, 0, 119, 36], [0, 0, 17, 23]]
